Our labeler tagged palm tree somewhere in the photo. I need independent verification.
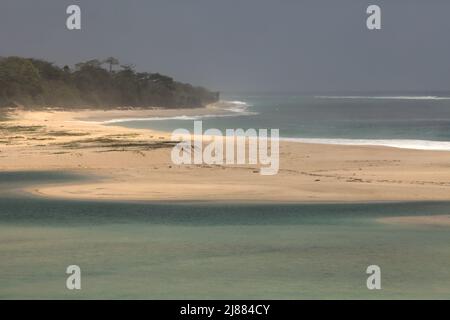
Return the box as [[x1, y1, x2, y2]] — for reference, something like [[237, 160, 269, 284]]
[[103, 57, 119, 73]]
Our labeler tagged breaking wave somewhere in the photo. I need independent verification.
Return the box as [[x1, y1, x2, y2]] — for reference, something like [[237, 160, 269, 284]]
[[315, 95, 450, 100], [282, 137, 450, 151], [102, 100, 256, 124]]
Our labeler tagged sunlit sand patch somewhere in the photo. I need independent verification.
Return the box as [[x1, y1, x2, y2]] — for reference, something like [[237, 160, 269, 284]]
[[378, 215, 450, 227]]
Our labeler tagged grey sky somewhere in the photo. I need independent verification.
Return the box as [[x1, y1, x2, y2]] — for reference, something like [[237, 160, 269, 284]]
[[1, 0, 450, 93]]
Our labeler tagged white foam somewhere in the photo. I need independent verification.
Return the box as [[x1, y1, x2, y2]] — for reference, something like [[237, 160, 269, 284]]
[[282, 137, 450, 151], [315, 95, 450, 100], [227, 100, 249, 105], [103, 114, 245, 124], [101, 100, 257, 124], [222, 100, 254, 114], [103, 115, 200, 123]]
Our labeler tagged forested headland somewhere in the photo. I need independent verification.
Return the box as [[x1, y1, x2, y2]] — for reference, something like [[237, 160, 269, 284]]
[[0, 56, 219, 109]]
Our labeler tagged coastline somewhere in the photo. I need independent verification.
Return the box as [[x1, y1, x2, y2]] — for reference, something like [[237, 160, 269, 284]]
[[2, 108, 450, 205], [71, 102, 232, 123]]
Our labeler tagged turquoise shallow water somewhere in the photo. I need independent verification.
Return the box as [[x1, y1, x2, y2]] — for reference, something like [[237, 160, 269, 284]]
[[1, 172, 450, 299]]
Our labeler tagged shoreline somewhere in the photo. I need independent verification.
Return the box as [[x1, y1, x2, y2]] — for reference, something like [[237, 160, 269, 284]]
[[2, 108, 450, 204], [281, 137, 450, 151], [4, 170, 450, 228], [71, 102, 231, 123], [27, 182, 450, 205]]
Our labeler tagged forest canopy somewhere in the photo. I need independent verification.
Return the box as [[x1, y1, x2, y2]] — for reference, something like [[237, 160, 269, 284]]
[[0, 56, 219, 109]]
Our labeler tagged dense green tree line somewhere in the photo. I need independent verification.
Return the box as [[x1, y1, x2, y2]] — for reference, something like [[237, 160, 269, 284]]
[[0, 56, 219, 109]]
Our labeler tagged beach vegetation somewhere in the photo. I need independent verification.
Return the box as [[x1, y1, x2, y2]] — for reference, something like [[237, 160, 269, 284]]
[[0, 56, 219, 109]]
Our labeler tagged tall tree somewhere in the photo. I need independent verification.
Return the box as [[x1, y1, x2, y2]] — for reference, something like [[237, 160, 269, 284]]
[[104, 57, 119, 73]]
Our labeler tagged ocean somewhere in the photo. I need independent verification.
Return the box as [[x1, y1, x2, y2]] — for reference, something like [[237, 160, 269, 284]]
[[109, 93, 450, 150], [1, 172, 450, 299]]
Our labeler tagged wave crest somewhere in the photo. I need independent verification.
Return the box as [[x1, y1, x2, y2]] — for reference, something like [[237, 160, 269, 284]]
[[102, 100, 256, 124], [282, 137, 450, 151], [315, 95, 450, 100]]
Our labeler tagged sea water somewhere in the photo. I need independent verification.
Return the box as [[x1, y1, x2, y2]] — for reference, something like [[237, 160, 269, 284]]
[[1, 172, 450, 299], [110, 93, 450, 150]]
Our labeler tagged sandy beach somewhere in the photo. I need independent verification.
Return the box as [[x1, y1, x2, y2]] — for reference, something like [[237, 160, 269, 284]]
[[1, 108, 450, 205]]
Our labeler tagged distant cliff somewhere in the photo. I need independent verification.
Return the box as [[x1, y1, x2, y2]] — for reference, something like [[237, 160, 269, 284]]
[[0, 56, 219, 109]]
